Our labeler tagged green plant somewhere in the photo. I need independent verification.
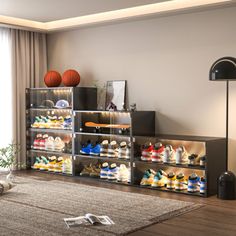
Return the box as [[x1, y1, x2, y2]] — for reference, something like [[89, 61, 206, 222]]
[[0, 143, 21, 169]]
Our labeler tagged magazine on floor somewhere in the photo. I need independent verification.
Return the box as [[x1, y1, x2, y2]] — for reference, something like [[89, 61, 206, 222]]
[[64, 213, 114, 228]]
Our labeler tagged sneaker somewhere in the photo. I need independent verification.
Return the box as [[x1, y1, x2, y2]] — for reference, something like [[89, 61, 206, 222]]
[[175, 146, 188, 165], [80, 140, 92, 155], [107, 163, 119, 180], [100, 140, 109, 157], [39, 134, 48, 150], [200, 156, 206, 168], [90, 163, 101, 178], [107, 141, 118, 158], [188, 154, 198, 166], [118, 141, 127, 159], [117, 164, 129, 182], [48, 156, 57, 172], [141, 143, 153, 161], [140, 169, 156, 186], [33, 134, 42, 149], [188, 173, 200, 193], [54, 137, 65, 151], [31, 116, 41, 128], [63, 115, 72, 129], [39, 156, 49, 171], [163, 145, 175, 164], [175, 173, 187, 191], [80, 164, 93, 176], [166, 172, 176, 189], [200, 177, 206, 194], [62, 158, 72, 174], [151, 143, 164, 162], [151, 169, 167, 187], [100, 162, 109, 179], [45, 136, 54, 150], [54, 157, 64, 173], [31, 157, 41, 169], [90, 142, 101, 156]]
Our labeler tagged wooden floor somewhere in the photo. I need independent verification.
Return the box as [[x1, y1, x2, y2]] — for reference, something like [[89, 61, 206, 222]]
[[13, 171, 236, 236]]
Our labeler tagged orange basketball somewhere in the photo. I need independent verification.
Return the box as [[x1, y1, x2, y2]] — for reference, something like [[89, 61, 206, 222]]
[[44, 71, 62, 87], [62, 69, 80, 87]]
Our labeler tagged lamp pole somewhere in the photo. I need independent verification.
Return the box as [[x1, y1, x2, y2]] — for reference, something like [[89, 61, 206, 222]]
[[226, 80, 229, 171]]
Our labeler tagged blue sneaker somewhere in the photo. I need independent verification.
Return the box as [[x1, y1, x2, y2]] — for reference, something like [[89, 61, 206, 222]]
[[100, 162, 109, 179], [80, 141, 92, 155], [90, 143, 101, 156], [188, 173, 200, 193], [108, 163, 119, 180], [200, 177, 206, 194]]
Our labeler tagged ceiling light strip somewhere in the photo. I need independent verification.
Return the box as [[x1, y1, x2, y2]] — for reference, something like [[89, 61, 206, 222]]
[[45, 0, 232, 31]]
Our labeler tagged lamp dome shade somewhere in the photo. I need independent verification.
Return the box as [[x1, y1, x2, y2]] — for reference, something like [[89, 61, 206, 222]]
[[209, 57, 236, 81]]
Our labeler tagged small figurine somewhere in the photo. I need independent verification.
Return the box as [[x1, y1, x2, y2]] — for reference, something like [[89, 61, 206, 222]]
[[130, 103, 137, 112]]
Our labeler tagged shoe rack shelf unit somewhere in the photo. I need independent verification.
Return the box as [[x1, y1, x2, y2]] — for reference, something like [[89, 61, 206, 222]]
[[73, 110, 155, 185], [133, 134, 226, 197], [25, 87, 97, 176]]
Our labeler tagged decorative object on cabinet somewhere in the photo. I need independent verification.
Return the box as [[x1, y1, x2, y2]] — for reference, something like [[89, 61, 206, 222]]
[[209, 56, 236, 171], [44, 71, 62, 87], [105, 80, 126, 111], [62, 69, 80, 87]]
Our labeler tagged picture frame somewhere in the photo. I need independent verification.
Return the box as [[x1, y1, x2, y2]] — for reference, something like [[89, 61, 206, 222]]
[[105, 80, 126, 111]]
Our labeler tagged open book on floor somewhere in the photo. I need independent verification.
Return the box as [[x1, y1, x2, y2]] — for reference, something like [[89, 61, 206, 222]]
[[64, 213, 114, 228]]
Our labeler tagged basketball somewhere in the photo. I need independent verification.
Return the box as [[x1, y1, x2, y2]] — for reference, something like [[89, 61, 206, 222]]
[[62, 69, 80, 87], [44, 71, 62, 87]]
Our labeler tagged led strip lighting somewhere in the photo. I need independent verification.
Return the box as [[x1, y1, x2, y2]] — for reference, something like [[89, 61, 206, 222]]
[[0, 0, 233, 32]]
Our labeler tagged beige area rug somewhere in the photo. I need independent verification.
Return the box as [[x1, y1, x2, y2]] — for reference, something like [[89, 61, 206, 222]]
[[0, 176, 202, 236]]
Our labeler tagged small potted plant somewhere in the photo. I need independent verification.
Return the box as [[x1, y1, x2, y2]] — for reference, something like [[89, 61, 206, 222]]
[[0, 143, 21, 182]]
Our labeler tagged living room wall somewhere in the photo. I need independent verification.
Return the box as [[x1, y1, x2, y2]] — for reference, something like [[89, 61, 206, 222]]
[[46, 6, 236, 172]]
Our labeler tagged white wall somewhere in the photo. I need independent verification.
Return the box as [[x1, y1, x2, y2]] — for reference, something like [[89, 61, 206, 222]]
[[47, 6, 236, 172]]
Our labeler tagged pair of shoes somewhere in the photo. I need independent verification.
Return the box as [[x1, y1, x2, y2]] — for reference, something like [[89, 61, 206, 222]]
[[48, 156, 65, 173], [45, 137, 65, 151], [141, 143, 189, 165], [32, 134, 48, 150], [31, 156, 49, 171], [80, 163, 101, 178], [100, 140, 131, 159], [100, 162, 118, 180], [80, 141, 101, 156], [140, 169, 167, 187], [100, 162, 130, 182]]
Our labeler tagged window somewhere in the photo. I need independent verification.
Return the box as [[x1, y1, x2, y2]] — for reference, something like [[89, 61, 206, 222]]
[[0, 28, 12, 149]]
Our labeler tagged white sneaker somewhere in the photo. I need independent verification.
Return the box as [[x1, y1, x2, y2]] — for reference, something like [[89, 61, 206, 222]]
[[117, 164, 129, 182], [100, 140, 109, 157], [45, 136, 54, 150], [108, 141, 118, 158], [118, 141, 127, 159], [163, 145, 175, 164], [175, 146, 188, 165], [100, 162, 109, 179], [54, 137, 65, 151]]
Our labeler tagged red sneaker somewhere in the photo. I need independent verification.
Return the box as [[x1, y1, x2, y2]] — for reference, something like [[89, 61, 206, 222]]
[[39, 134, 48, 150], [151, 143, 164, 162], [33, 134, 42, 149], [141, 143, 153, 161]]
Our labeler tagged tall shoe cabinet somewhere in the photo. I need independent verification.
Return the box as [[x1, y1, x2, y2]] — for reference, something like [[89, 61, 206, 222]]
[[26, 87, 226, 197]]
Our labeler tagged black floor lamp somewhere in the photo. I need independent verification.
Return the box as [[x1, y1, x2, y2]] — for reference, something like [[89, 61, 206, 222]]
[[209, 56, 236, 200]]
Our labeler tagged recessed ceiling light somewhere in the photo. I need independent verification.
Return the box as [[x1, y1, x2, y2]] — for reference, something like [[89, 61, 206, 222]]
[[0, 0, 233, 32]]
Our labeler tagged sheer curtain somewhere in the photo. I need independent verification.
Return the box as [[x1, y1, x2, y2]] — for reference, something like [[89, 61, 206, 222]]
[[0, 28, 12, 148]]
